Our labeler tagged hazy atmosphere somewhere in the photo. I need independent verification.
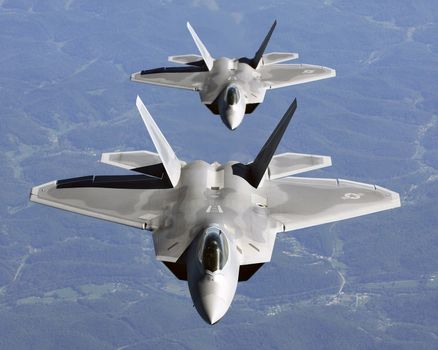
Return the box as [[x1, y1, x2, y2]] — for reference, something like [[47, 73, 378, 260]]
[[1, 0, 437, 349]]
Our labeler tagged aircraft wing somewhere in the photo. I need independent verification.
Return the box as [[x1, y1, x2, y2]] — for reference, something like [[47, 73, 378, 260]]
[[259, 64, 335, 89], [30, 181, 174, 230], [267, 177, 400, 232], [131, 68, 208, 91]]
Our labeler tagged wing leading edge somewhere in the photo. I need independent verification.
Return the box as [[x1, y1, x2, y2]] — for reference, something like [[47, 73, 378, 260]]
[[29, 96, 184, 230], [267, 177, 401, 232], [131, 69, 208, 91], [30, 181, 170, 230], [260, 64, 336, 89]]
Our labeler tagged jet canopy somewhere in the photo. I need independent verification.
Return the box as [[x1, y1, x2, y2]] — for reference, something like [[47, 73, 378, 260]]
[[226, 86, 240, 105], [198, 227, 229, 272]]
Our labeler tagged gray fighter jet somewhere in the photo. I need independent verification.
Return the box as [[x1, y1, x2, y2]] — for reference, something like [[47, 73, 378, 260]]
[[131, 21, 336, 130], [30, 96, 400, 324]]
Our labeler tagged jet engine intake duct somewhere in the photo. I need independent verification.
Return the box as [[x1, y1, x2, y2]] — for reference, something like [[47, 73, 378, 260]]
[[56, 172, 173, 190]]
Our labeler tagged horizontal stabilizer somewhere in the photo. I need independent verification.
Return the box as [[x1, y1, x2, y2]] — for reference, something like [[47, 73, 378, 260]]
[[269, 152, 332, 179], [168, 54, 203, 65], [101, 151, 177, 185], [101, 150, 161, 170], [262, 52, 299, 65]]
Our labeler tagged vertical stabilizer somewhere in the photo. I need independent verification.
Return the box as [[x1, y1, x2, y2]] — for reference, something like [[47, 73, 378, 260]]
[[136, 96, 181, 187], [187, 22, 214, 70], [232, 98, 297, 188], [252, 20, 277, 69]]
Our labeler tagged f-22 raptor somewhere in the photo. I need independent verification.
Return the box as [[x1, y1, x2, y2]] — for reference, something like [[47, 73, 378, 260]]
[[131, 21, 335, 130], [30, 96, 400, 324]]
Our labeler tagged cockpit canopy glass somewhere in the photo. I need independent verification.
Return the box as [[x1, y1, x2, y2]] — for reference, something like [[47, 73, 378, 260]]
[[226, 86, 240, 105], [198, 227, 229, 272]]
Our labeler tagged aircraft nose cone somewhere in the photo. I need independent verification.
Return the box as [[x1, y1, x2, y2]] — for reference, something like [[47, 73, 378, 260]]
[[221, 110, 243, 130], [226, 117, 240, 131], [198, 294, 228, 325]]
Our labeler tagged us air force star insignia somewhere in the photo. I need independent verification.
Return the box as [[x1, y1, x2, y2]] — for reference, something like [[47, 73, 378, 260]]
[[303, 69, 314, 74], [342, 193, 364, 200]]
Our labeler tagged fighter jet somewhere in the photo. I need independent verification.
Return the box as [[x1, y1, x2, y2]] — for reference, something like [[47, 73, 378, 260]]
[[30, 96, 400, 324], [131, 21, 335, 130]]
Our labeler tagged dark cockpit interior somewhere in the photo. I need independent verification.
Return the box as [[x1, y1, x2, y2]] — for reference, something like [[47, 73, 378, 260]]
[[226, 86, 240, 105], [199, 228, 228, 272]]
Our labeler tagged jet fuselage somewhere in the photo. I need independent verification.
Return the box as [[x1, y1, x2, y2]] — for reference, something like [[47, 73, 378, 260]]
[[151, 160, 279, 323], [187, 226, 240, 324], [131, 21, 336, 130], [202, 57, 266, 130], [30, 97, 401, 324]]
